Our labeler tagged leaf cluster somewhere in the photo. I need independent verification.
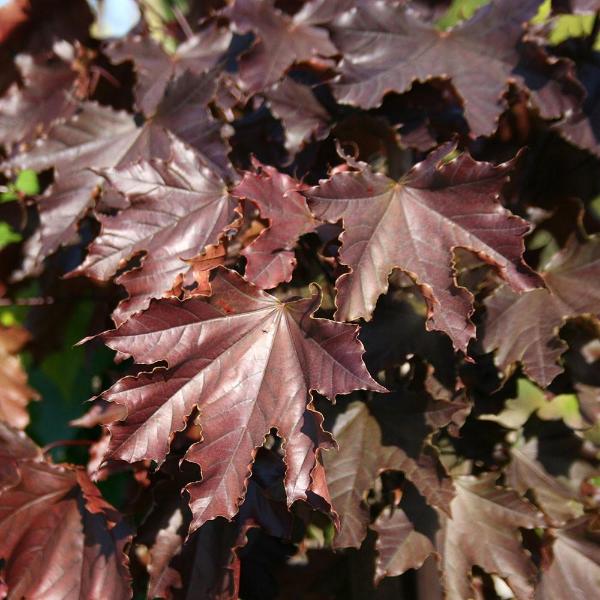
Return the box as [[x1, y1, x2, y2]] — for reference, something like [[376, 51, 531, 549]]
[[0, 0, 599, 598]]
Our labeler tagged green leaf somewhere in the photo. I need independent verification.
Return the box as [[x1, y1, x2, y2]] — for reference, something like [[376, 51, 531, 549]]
[[0, 190, 18, 203], [436, 0, 491, 31], [480, 378, 584, 429], [14, 169, 40, 196], [0, 222, 22, 249]]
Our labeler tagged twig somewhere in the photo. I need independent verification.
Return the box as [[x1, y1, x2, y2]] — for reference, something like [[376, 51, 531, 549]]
[[0, 296, 55, 306], [172, 4, 194, 40], [42, 439, 95, 455]]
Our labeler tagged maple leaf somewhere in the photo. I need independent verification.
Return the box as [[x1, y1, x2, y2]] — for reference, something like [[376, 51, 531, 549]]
[[264, 77, 330, 154], [0, 326, 39, 430], [555, 55, 600, 157], [306, 145, 542, 352], [329, 0, 579, 136], [436, 473, 545, 600], [484, 234, 600, 387], [225, 0, 338, 92], [323, 394, 461, 548], [106, 23, 233, 115], [94, 268, 383, 530], [137, 447, 293, 599], [232, 160, 318, 289], [506, 438, 585, 526], [72, 134, 237, 325], [1, 70, 231, 276], [535, 517, 600, 600], [371, 507, 435, 584], [0, 426, 131, 599], [0, 42, 80, 147]]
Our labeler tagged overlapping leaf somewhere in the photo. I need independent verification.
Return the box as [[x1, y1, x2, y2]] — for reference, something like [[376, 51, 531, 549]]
[[232, 160, 318, 289], [225, 0, 338, 92], [507, 438, 585, 526], [0, 42, 80, 146], [264, 77, 330, 154], [0, 326, 38, 429], [436, 473, 545, 600], [95, 268, 383, 531], [73, 135, 237, 324], [306, 145, 542, 351], [329, 0, 580, 136], [0, 424, 131, 599], [484, 234, 600, 386], [323, 394, 462, 548], [1, 70, 230, 275], [371, 507, 435, 583], [536, 517, 600, 600], [106, 23, 232, 115], [556, 54, 600, 157]]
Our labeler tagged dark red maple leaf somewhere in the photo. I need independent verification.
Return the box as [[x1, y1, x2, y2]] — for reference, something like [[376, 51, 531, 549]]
[[264, 77, 330, 154], [0, 42, 80, 147], [306, 144, 542, 352], [555, 55, 600, 158], [484, 234, 600, 387], [140, 448, 293, 600], [106, 22, 232, 116], [0, 326, 39, 429], [371, 507, 435, 584], [436, 473, 545, 600], [329, 0, 580, 136], [72, 134, 238, 325], [0, 425, 131, 599], [323, 393, 461, 548], [232, 160, 318, 289], [1, 70, 231, 277], [225, 0, 338, 92], [535, 516, 600, 600], [94, 268, 383, 531]]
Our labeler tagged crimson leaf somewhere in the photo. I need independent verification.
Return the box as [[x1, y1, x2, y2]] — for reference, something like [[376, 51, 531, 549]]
[[484, 234, 600, 387], [225, 0, 338, 92], [1, 70, 230, 276], [306, 145, 542, 352], [95, 268, 383, 531], [73, 134, 237, 325], [330, 0, 578, 136], [232, 160, 318, 289], [0, 425, 131, 599], [106, 23, 232, 116]]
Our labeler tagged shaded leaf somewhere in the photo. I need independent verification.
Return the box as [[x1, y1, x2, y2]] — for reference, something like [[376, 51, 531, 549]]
[[372, 507, 435, 584], [139, 448, 292, 600], [225, 0, 337, 92], [323, 394, 460, 548], [106, 23, 232, 115], [0, 42, 80, 147], [484, 234, 600, 386], [0, 427, 131, 600], [306, 145, 541, 352], [555, 53, 600, 157], [436, 473, 545, 600], [265, 77, 330, 154], [330, 0, 578, 136], [95, 268, 383, 531], [507, 438, 585, 526], [536, 517, 600, 600]]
